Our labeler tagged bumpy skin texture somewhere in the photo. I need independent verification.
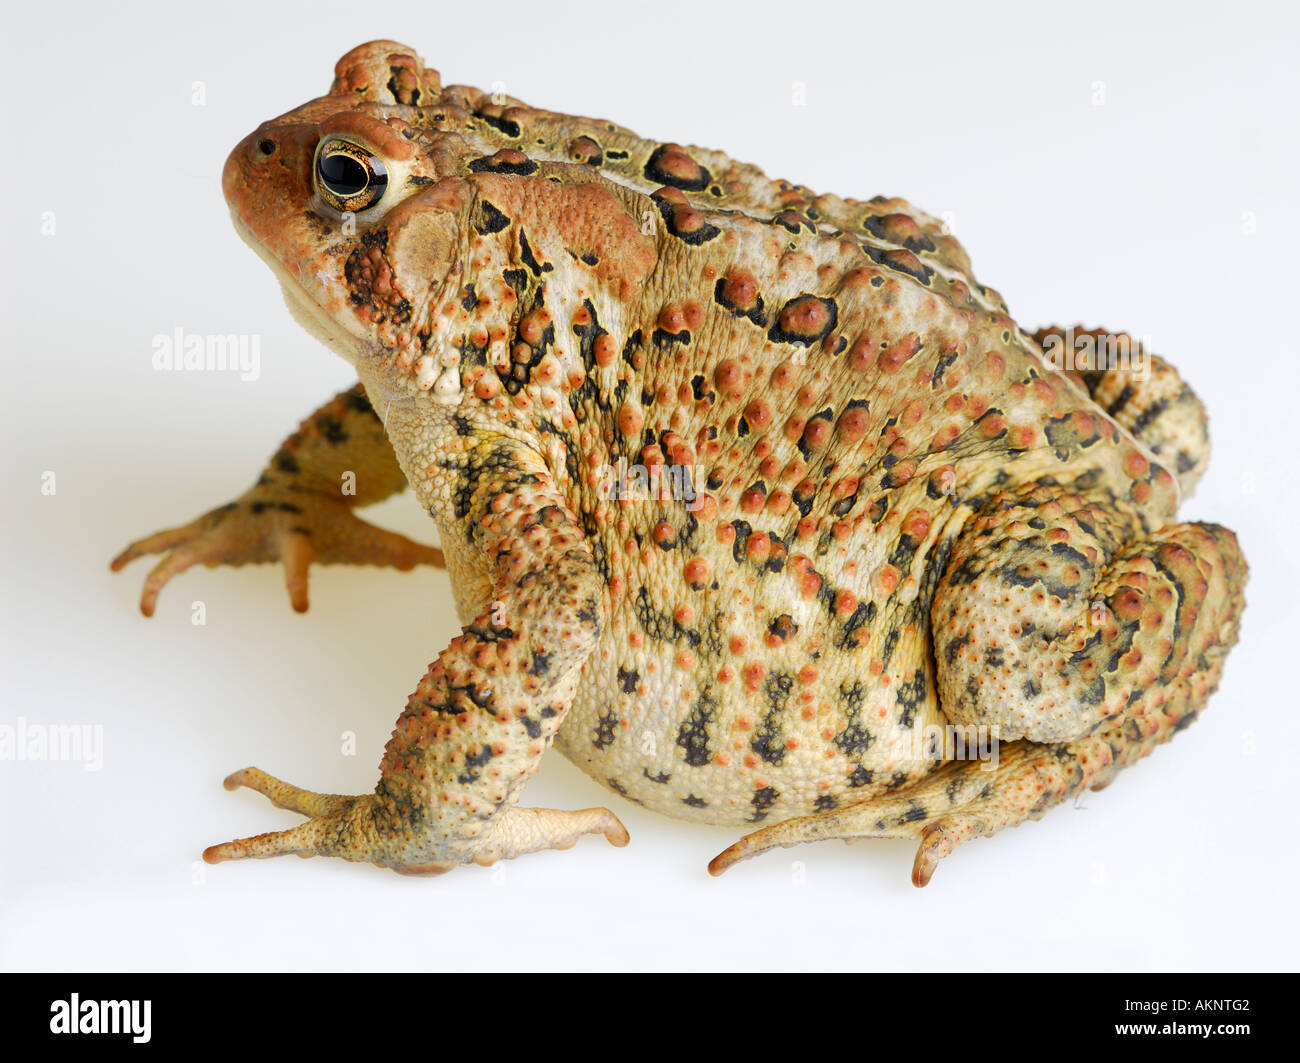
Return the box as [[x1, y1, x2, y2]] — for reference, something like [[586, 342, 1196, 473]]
[[114, 42, 1247, 884]]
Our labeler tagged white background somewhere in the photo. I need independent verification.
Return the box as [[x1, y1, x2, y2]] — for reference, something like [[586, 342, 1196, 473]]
[[3, 0, 1297, 971]]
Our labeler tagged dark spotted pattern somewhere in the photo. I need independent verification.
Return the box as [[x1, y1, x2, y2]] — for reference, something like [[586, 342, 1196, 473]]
[[653, 188, 721, 245], [644, 143, 712, 191], [468, 149, 539, 176], [768, 295, 838, 347]]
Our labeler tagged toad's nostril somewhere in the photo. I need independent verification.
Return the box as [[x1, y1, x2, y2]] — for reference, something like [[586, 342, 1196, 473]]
[[257, 138, 277, 156]]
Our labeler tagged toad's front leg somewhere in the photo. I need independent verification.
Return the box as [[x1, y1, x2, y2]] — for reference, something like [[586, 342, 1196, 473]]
[[111, 383, 443, 616], [203, 465, 627, 873]]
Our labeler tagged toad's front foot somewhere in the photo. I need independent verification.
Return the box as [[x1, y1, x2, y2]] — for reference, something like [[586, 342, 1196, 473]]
[[202, 766, 629, 874], [111, 488, 443, 616]]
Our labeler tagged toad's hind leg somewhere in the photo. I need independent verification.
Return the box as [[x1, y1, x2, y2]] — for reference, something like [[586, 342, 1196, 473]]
[[1032, 325, 1210, 497], [711, 492, 1246, 885]]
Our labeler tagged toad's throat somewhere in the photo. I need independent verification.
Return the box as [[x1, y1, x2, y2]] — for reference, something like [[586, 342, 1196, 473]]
[[228, 210, 361, 366]]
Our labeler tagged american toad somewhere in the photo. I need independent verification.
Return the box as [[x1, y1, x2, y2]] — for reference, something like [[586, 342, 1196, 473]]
[[112, 41, 1247, 885]]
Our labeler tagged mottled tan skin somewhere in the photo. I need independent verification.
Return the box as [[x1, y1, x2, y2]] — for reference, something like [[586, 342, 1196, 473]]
[[113, 42, 1246, 885]]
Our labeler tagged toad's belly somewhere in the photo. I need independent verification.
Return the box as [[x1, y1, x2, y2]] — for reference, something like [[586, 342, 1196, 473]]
[[554, 572, 949, 828]]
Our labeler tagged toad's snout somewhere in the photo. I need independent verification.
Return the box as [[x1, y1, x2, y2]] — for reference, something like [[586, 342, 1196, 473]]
[[222, 122, 318, 256]]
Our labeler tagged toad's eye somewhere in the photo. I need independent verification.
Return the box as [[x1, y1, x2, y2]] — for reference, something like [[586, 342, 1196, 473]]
[[314, 138, 388, 212]]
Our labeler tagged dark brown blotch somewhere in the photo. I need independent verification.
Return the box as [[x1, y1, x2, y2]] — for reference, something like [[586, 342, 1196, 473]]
[[769, 295, 838, 347], [469, 149, 539, 176], [644, 143, 712, 191]]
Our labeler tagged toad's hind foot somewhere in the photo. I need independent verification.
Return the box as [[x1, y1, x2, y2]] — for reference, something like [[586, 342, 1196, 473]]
[[708, 745, 1082, 886]]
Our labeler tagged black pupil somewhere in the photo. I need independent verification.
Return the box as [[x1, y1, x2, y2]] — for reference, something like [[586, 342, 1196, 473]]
[[319, 152, 370, 196]]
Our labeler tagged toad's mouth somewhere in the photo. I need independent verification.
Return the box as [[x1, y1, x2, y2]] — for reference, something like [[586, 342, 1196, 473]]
[[228, 210, 362, 366]]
